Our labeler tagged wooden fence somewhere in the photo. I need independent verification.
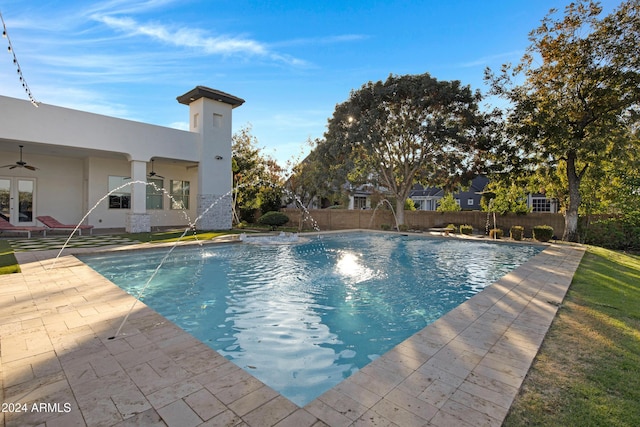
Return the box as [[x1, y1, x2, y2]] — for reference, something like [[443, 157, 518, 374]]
[[282, 208, 566, 238]]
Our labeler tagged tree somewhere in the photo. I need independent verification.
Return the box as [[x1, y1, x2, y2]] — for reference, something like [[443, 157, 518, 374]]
[[481, 183, 531, 215], [319, 72, 491, 225], [485, 0, 640, 241], [285, 139, 337, 209], [232, 125, 285, 223], [437, 193, 461, 212], [258, 157, 285, 213]]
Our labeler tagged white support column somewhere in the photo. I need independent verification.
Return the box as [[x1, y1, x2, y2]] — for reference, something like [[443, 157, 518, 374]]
[[126, 159, 150, 233]]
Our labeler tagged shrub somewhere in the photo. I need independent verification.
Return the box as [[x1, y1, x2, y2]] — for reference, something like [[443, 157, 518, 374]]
[[380, 224, 392, 231], [533, 225, 554, 242], [404, 198, 417, 211], [446, 224, 457, 233], [398, 224, 409, 232], [582, 218, 640, 250], [239, 207, 258, 223], [510, 226, 524, 241], [460, 224, 473, 235], [257, 211, 289, 230], [489, 228, 503, 239], [259, 186, 284, 214]]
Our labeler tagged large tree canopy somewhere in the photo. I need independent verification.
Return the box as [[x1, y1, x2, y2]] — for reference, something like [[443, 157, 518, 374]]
[[486, 0, 640, 241], [317, 72, 491, 225]]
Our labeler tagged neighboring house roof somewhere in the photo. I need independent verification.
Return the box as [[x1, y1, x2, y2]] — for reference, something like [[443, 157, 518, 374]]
[[410, 184, 444, 197], [455, 176, 489, 201], [344, 182, 390, 195], [468, 175, 490, 193], [409, 176, 489, 198], [177, 86, 245, 108]]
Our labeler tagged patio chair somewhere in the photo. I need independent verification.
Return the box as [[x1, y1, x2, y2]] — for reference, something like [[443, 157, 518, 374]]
[[36, 216, 94, 235], [0, 217, 47, 238]]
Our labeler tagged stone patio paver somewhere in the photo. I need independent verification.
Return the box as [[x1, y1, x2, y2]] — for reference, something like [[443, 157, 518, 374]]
[[0, 235, 585, 426]]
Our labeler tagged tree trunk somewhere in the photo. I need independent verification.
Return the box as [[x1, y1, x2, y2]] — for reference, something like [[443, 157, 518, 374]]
[[395, 198, 405, 229], [563, 151, 582, 242]]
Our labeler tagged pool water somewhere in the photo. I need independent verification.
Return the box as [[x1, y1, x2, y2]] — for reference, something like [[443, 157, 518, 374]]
[[79, 232, 542, 406]]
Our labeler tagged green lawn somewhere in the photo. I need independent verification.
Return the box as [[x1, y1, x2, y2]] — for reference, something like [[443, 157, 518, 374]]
[[504, 246, 640, 426], [0, 239, 20, 274], [123, 229, 242, 243]]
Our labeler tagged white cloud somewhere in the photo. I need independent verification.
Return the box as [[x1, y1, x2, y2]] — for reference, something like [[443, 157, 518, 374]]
[[272, 34, 369, 48], [84, 0, 180, 17], [92, 14, 307, 66]]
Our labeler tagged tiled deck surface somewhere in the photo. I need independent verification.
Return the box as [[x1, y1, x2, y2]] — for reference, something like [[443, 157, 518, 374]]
[[0, 236, 585, 426]]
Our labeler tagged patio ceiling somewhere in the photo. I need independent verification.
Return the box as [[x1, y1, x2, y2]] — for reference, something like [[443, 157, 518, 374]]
[[0, 139, 197, 167]]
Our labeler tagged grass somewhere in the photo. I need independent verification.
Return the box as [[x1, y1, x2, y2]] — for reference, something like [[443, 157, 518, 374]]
[[0, 239, 20, 274], [504, 246, 640, 427], [122, 228, 242, 243], [122, 225, 303, 243]]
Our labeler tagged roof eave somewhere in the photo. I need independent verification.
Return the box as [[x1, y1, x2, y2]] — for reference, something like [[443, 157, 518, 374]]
[[177, 86, 245, 108]]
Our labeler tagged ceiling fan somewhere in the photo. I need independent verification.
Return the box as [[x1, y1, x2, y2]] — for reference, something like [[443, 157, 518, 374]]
[[1, 145, 38, 170], [148, 159, 164, 179]]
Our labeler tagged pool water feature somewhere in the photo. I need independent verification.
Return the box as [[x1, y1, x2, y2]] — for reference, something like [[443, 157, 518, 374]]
[[79, 232, 542, 406]]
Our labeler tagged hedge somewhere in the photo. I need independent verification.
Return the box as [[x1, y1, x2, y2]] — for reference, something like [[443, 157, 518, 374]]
[[257, 211, 290, 229], [533, 225, 554, 242]]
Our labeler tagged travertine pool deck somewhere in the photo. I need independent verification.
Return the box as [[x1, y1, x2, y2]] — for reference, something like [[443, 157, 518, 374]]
[[0, 236, 585, 426]]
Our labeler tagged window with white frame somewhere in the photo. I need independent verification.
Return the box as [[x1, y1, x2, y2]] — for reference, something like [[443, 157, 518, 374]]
[[354, 196, 367, 210], [146, 178, 164, 209], [467, 198, 474, 206], [531, 197, 552, 212], [170, 180, 190, 210], [108, 176, 130, 209]]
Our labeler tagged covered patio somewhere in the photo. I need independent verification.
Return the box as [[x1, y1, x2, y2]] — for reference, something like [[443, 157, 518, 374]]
[[0, 86, 243, 234]]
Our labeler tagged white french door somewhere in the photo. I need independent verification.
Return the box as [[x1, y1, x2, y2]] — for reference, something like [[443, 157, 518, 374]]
[[0, 177, 37, 226]]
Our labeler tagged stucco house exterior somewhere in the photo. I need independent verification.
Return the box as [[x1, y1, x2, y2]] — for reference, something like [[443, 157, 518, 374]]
[[0, 86, 243, 233]]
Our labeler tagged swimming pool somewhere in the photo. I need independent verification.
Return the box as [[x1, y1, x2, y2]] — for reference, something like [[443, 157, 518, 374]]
[[79, 232, 542, 406]]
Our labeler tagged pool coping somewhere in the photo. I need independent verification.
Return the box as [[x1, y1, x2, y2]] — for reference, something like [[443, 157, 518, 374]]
[[1, 231, 585, 426]]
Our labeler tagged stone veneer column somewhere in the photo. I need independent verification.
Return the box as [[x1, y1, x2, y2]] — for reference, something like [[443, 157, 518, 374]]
[[197, 193, 232, 230], [126, 212, 151, 233], [126, 159, 151, 233]]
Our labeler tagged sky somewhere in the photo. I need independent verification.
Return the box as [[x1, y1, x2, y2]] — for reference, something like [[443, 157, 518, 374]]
[[0, 0, 621, 167]]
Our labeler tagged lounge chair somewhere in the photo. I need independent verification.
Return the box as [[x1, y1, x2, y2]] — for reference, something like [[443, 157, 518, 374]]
[[0, 217, 47, 238], [37, 216, 94, 235]]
